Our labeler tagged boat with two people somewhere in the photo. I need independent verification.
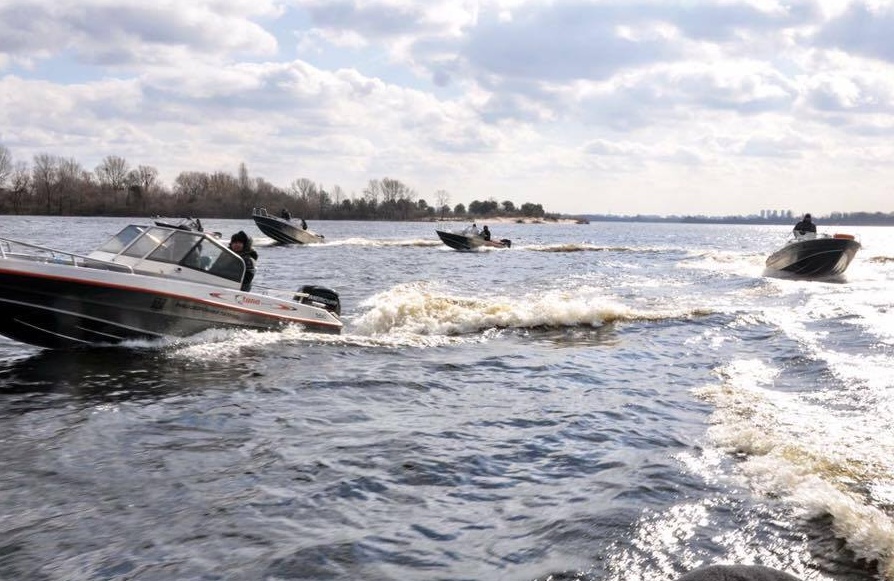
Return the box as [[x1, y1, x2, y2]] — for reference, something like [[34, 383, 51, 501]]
[[765, 230, 861, 278], [435, 224, 512, 251], [251, 207, 325, 245], [0, 221, 342, 348], [153, 216, 223, 238]]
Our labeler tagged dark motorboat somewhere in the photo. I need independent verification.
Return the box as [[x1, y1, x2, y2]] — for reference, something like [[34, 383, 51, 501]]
[[252, 208, 324, 245], [0, 222, 342, 348], [153, 216, 223, 238], [154, 216, 203, 231], [436, 229, 511, 251], [765, 233, 861, 278]]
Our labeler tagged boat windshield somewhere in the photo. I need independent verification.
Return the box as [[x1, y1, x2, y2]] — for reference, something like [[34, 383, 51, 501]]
[[98, 225, 245, 284], [147, 230, 204, 264], [122, 227, 174, 259], [97, 225, 146, 253]]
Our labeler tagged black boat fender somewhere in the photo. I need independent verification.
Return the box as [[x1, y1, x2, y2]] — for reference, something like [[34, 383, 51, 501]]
[[296, 285, 341, 316]]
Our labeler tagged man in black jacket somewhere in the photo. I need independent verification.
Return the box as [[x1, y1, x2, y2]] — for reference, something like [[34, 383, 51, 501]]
[[793, 213, 816, 235], [228, 230, 258, 291]]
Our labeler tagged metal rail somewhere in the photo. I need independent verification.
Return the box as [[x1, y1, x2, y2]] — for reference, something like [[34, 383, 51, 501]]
[[0, 236, 134, 273]]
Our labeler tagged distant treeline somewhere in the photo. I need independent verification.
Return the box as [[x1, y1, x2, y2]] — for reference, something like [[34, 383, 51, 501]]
[[0, 147, 552, 221], [582, 212, 894, 226]]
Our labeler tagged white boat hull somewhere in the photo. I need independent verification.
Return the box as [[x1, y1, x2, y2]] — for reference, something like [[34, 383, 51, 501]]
[[0, 258, 341, 348]]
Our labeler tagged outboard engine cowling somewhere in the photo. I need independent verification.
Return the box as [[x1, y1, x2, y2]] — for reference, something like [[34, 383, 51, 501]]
[[500, 239, 512, 248], [296, 285, 341, 316]]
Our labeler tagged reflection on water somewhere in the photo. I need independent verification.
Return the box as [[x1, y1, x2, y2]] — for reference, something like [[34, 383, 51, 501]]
[[0, 345, 256, 407]]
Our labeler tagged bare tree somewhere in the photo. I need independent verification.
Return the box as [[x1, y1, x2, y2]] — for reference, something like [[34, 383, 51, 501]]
[[95, 155, 130, 191], [57, 157, 86, 213], [207, 171, 240, 214], [435, 189, 450, 218], [318, 189, 331, 218], [286, 178, 316, 216], [254, 177, 280, 203], [174, 171, 210, 203], [237, 162, 251, 192], [0, 144, 12, 188], [289, 178, 317, 200], [122, 165, 158, 211], [32, 153, 59, 214], [136, 165, 159, 192], [330, 184, 345, 206], [363, 179, 381, 206], [380, 177, 404, 203], [9, 161, 31, 214]]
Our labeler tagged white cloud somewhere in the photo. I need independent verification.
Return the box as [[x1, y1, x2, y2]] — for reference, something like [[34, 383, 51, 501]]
[[0, 0, 278, 69], [1, 0, 894, 214]]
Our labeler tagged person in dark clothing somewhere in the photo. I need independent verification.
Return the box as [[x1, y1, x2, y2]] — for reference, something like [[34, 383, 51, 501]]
[[793, 213, 816, 235], [228, 230, 258, 291], [300, 218, 308, 230], [481, 225, 492, 241]]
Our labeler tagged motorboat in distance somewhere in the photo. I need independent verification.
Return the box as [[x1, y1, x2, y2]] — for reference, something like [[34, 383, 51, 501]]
[[153, 216, 223, 238], [0, 222, 342, 348], [252, 207, 325, 245], [765, 232, 861, 278], [154, 216, 204, 231], [436, 228, 512, 251]]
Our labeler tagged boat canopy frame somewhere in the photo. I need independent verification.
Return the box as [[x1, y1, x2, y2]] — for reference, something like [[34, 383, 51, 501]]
[[101, 225, 246, 284]]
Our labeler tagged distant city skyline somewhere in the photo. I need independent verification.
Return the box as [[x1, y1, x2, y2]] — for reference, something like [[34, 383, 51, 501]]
[[581, 208, 894, 225], [2, 1, 894, 216]]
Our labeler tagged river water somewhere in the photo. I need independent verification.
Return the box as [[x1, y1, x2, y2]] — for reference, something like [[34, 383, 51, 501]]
[[0, 216, 892, 581]]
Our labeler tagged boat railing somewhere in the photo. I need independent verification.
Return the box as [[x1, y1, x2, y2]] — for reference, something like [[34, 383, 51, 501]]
[[0, 236, 134, 273], [252, 207, 270, 218]]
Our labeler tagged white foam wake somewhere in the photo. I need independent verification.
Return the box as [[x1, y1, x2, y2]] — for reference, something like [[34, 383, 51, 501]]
[[696, 359, 894, 577], [351, 281, 712, 336]]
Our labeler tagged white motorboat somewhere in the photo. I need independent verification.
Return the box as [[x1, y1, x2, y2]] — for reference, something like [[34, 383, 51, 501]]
[[252, 208, 325, 245], [0, 222, 342, 348]]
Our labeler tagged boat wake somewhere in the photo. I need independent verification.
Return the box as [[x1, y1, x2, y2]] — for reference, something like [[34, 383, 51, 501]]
[[115, 323, 466, 359], [761, 268, 849, 283], [254, 236, 442, 248], [525, 243, 667, 253], [350, 282, 713, 337], [695, 359, 894, 578], [324, 237, 443, 248], [680, 249, 767, 272]]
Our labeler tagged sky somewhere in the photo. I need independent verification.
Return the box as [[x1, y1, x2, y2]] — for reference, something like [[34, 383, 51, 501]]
[[1, 0, 894, 216]]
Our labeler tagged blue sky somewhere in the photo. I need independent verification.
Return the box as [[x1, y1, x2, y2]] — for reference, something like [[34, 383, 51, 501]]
[[2, 0, 894, 216]]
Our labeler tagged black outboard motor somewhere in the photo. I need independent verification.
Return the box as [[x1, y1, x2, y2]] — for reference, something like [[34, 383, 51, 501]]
[[500, 239, 512, 248], [296, 285, 341, 316]]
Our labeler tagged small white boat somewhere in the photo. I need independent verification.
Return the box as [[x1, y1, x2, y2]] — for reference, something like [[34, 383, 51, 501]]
[[252, 208, 324, 245], [0, 222, 342, 348]]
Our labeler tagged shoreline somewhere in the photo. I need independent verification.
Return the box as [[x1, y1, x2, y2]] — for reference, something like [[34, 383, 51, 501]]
[[432, 216, 586, 225]]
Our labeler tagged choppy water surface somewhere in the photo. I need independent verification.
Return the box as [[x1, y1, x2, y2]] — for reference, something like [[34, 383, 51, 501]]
[[1, 216, 893, 581]]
